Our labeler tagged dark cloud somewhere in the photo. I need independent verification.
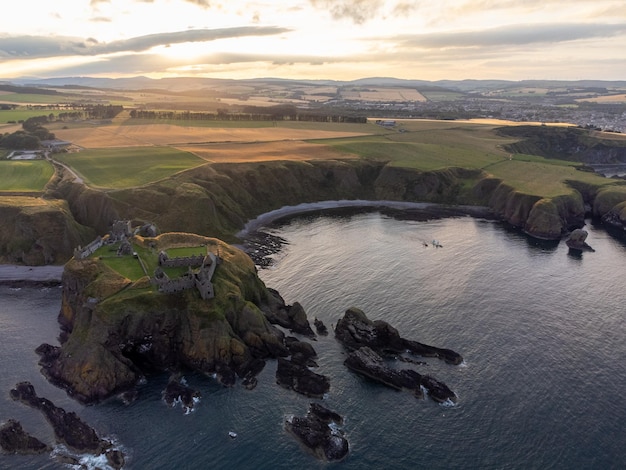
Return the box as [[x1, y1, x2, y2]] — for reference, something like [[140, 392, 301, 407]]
[[310, 0, 384, 24], [391, 23, 626, 49], [41, 50, 345, 76], [99, 27, 290, 53], [0, 27, 291, 59]]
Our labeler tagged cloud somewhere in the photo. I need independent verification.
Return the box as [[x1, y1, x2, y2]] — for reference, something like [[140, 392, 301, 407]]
[[0, 26, 291, 59], [310, 0, 384, 24], [390, 22, 626, 49]]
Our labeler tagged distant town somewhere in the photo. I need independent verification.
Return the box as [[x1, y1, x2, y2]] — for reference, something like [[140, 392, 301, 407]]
[[2, 77, 625, 133]]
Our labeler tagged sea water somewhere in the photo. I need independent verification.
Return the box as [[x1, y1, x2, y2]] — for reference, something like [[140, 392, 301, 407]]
[[1, 212, 626, 469]]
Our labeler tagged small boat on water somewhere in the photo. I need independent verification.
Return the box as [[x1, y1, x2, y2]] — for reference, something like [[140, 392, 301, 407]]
[[228, 431, 238, 439]]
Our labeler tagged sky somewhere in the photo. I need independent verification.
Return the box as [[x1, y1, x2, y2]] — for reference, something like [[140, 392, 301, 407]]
[[1, 0, 625, 82]]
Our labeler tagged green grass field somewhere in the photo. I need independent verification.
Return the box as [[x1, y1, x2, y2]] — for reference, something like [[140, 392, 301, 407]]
[[0, 94, 74, 104], [55, 147, 204, 189], [313, 133, 505, 171], [94, 242, 208, 281], [0, 109, 62, 124], [0, 160, 54, 191], [486, 159, 612, 197]]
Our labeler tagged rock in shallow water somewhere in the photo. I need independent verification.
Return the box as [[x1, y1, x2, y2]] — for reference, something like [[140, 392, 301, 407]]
[[9, 381, 125, 468], [275, 358, 330, 398], [0, 419, 51, 455], [285, 403, 349, 462]]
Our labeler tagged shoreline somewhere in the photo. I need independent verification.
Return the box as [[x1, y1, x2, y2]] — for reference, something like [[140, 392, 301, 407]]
[[236, 200, 494, 238], [0, 265, 64, 286]]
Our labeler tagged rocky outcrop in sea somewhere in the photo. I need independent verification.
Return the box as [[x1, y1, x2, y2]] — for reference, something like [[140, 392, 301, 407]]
[[285, 403, 349, 462]]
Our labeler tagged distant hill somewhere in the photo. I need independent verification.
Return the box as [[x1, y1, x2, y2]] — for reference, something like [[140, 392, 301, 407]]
[[5, 76, 626, 94]]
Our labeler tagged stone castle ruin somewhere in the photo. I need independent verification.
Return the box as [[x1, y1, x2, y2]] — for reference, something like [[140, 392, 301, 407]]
[[74, 220, 218, 301], [73, 219, 133, 260], [151, 250, 217, 300]]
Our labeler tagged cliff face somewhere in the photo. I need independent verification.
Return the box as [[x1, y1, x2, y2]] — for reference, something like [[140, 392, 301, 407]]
[[0, 198, 94, 265], [7, 158, 626, 265], [40, 237, 290, 404], [498, 126, 626, 164]]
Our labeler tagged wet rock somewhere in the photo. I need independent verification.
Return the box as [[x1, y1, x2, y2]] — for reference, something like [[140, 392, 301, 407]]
[[335, 307, 463, 364], [163, 375, 201, 413], [566, 228, 595, 251], [344, 347, 456, 403], [314, 318, 328, 335], [0, 419, 51, 455], [240, 358, 266, 390], [285, 403, 348, 462], [276, 358, 330, 398], [9, 382, 124, 468], [286, 337, 318, 367], [263, 292, 315, 337]]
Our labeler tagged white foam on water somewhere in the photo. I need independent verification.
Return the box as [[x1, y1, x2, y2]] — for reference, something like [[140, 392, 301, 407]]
[[439, 398, 457, 408], [51, 444, 121, 470]]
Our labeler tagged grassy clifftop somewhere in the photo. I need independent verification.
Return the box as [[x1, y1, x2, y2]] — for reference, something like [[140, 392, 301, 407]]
[[45, 234, 288, 404], [4, 121, 626, 265]]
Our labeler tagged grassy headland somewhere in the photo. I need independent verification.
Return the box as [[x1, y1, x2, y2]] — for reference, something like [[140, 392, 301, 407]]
[[54, 147, 204, 189], [0, 160, 54, 192]]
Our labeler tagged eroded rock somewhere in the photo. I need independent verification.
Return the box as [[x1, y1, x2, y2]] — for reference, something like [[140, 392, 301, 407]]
[[566, 228, 595, 251], [285, 403, 348, 462], [9, 382, 124, 468], [276, 358, 330, 398], [344, 347, 456, 403], [0, 419, 51, 455], [335, 307, 463, 364], [163, 375, 201, 413]]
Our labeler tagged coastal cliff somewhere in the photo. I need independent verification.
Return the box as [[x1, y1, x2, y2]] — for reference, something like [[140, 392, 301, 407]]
[[5, 157, 626, 265], [37, 234, 295, 404]]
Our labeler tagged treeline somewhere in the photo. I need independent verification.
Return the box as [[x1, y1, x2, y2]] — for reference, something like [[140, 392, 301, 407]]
[[0, 115, 56, 150], [129, 106, 366, 123], [55, 104, 123, 120]]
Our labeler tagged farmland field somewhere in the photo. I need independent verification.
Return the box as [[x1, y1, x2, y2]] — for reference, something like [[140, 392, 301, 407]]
[[0, 94, 74, 105], [176, 140, 360, 163], [0, 160, 54, 192], [339, 87, 427, 102], [54, 147, 204, 189], [486, 159, 611, 197], [0, 109, 62, 123], [53, 122, 372, 148]]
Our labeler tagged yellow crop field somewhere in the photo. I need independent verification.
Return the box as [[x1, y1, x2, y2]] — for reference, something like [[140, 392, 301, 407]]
[[54, 123, 369, 149], [578, 94, 626, 104], [176, 140, 359, 163], [341, 88, 427, 102]]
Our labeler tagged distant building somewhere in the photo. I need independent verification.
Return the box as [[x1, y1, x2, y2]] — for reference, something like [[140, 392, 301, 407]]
[[40, 139, 72, 152]]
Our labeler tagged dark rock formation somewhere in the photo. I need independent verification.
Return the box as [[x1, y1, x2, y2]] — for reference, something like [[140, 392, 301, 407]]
[[285, 403, 348, 462], [276, 358, 330, 398], [0, 419, 51, 455], [163, 375, 201, 413], [566, 228, 595, 251], [344, 347, 424, 396], [9, 382, 124, 468], [335, 307, 463, 364], [263, 294, 315, 337], [314, 318, 328, 335], [344, 347, 456, 403], [285, 337, 318, 367]]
